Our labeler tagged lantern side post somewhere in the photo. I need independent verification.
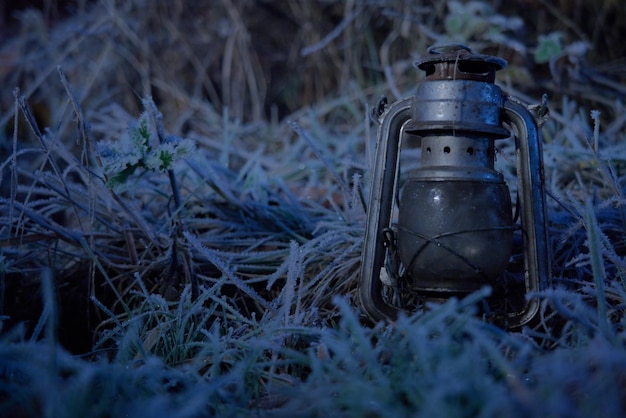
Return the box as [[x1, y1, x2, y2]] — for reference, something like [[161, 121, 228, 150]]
[[359, 97, 412, 323], [502, 98, 552, 327]]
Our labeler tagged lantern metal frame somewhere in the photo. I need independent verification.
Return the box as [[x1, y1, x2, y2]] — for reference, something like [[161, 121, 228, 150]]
[[359, 45, 551, 329]]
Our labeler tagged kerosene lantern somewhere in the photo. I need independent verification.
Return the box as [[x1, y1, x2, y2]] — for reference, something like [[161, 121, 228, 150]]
[[359, 44, 550, 328]]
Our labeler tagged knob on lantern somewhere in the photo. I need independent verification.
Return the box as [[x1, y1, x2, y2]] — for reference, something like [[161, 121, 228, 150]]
[[359, 44, 550, 328]]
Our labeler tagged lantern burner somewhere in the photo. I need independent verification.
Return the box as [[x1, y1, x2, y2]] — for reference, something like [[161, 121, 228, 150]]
[[405, 45, 510, 139]]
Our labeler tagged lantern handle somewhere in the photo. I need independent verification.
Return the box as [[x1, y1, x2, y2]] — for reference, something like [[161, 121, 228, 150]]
[[360, 96, 413, 322], [502, 98, 551, 327]]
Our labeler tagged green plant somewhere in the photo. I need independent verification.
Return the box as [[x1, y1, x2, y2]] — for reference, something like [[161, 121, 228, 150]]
[[99, 108, 196, 190]]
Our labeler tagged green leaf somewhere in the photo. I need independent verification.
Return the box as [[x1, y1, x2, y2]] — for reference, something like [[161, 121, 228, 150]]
[[158, 149, 174, 170], [130, 114, 152, 154], [445, 14, 466, 36], [534, 33, 562, 64], [107, 164, 138, 188]]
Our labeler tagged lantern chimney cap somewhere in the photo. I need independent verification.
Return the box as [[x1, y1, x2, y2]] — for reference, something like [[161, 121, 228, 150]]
[[415, 43, 507, 83]]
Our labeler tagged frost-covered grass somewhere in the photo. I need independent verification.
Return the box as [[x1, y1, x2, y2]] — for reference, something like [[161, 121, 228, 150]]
[[1, 0, 626, 416]]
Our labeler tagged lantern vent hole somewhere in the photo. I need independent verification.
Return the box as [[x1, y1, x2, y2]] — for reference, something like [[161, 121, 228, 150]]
[[443, 146, 451, 154], [422, 64, 436, 76], [458, 61, 491, 76], [467, 147, 474, 155]]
